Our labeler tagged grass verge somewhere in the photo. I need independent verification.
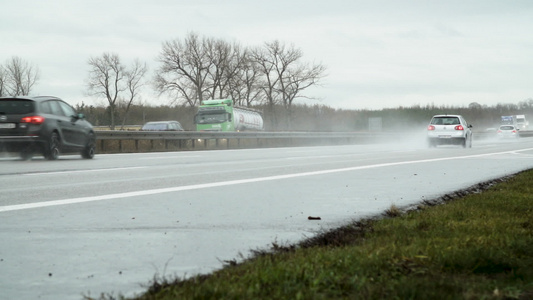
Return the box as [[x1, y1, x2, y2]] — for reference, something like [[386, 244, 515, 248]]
[[91, 170, 533, 300]]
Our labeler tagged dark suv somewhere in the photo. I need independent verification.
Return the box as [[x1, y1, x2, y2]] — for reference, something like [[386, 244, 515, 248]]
[[0, 96, 96, 160]]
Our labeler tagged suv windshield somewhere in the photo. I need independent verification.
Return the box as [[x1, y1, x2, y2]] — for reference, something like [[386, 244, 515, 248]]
[[0, 100, 35, 114]]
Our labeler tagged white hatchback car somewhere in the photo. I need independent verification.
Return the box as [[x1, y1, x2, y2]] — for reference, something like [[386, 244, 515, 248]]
[[427, 115, 473, 148], [497, 125, 519, 139]]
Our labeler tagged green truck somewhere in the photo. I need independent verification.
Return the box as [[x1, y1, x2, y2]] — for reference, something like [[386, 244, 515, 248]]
[[194, 99, 264, 131]]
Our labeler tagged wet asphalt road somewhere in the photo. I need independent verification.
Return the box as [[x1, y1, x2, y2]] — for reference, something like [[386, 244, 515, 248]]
[[2, 137, 533, 299]]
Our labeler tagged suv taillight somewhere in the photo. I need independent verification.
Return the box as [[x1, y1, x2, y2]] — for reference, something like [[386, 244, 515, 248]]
[[21, 116, 45, 125], [454, 125, 464, 131], [427, 125, 435, 131]]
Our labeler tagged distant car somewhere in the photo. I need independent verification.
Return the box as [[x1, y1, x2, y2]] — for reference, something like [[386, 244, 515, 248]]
[[0, 96, 96, 160], [141, 121, 184, 131], [497, 125, 519, 139], [427, 115, 473, 148]]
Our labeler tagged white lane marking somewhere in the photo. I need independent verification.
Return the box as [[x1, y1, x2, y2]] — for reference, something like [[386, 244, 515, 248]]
[[285, 155, 337, 160], [140, 155, 202, 160], [2, 148, 533, 213], [22, 166, 148, 176]]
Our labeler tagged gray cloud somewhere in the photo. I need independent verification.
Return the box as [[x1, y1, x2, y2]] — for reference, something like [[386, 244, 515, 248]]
[[1, 0, 532, 109]]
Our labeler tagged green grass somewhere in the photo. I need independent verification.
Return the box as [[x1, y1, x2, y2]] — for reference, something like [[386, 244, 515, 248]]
[[91, 170, 533, 300]]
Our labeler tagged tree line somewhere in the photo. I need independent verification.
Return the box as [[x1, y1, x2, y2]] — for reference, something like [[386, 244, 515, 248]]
[[76, 99, 533, 132]]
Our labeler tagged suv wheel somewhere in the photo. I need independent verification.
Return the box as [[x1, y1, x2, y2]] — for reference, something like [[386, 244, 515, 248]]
[[44, 132, 60, 160], [81, 133, 96, 159]]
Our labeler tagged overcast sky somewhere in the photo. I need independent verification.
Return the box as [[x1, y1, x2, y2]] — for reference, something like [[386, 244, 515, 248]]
[[1, 0, 532, 110]]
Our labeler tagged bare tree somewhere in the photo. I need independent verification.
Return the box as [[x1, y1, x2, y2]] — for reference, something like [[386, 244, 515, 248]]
[[229, 50, 263, 107], [282, 61, 326, 108], [281, 62, 326, 129], [155, 32, 252, 107], [205, 40, 247, 102], [155, 32, 211, 107], [87, 53, 147, 130], [250, 44, 281, 110], [204, 38, 229, 99], [87, 53, 124, 129], [2, 56, 40, 96], [251, 40, 326, 129], [120, 59, 148, 129]]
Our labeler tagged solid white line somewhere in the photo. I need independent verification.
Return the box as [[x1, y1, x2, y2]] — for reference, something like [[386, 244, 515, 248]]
[[140, 155, 202, 160], [2, 148, 532, 213]]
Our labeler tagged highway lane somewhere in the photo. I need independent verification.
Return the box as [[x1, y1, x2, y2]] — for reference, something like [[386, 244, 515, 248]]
[[1, 138, 533, 299]]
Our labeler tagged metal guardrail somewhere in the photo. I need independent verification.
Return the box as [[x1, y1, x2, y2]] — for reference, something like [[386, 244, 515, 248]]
[[94, 130, 387, 153], [520, 130, 533, 138], [93, 130, 533, 153], [95, 130, 379, 140]]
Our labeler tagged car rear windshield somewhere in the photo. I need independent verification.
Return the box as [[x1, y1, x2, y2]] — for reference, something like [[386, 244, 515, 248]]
[[500, 126, 515, 130], [0, 99, 35, 114], [431, 117, 460, 125]]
